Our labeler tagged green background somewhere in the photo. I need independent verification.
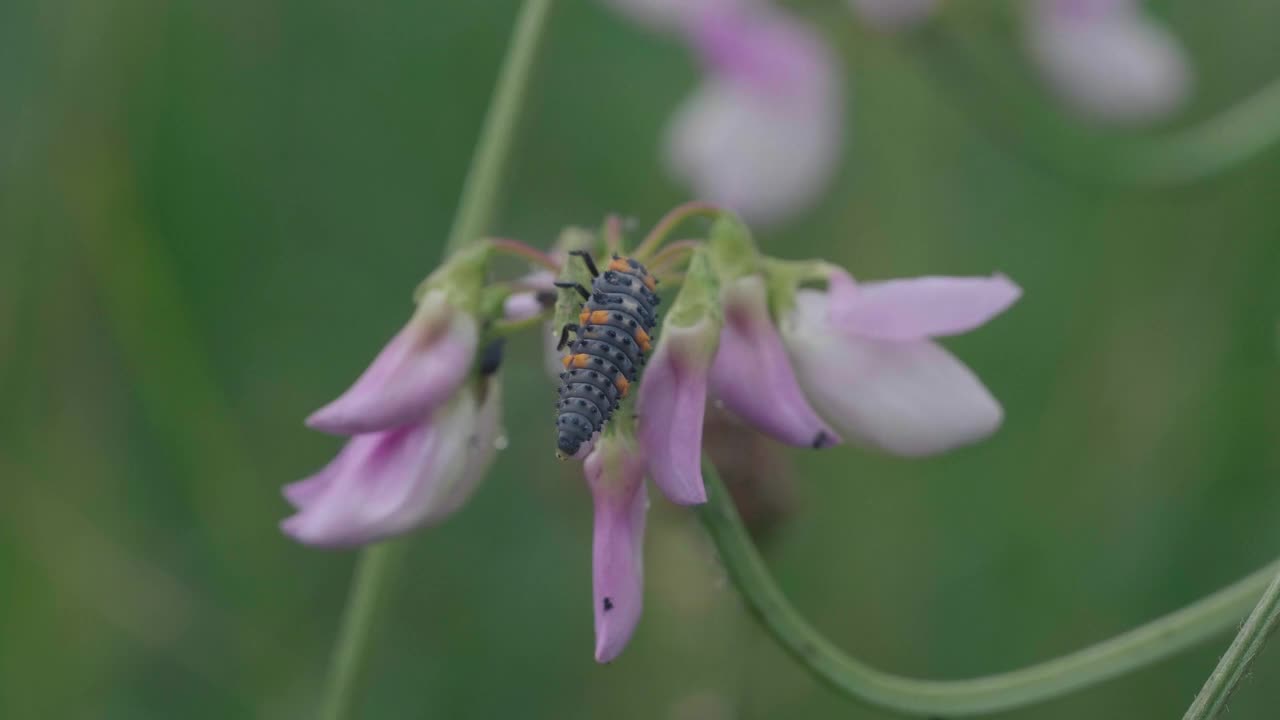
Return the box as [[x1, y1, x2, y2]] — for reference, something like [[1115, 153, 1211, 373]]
[[3, 1, 1279, 718]]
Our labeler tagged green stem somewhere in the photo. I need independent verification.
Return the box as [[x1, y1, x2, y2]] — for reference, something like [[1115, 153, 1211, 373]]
[[696, 459, 1277, 717], [319, 544, 406, 720], [1183, 565, 1280, 720], [319, 2, 554, 718], [1119, 75, 1280, 186], [632, 201, 722, 261], [444, 0, 554, 254]]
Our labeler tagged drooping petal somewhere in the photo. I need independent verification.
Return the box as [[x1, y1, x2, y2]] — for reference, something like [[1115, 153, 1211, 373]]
[[665, 6, 843, 226], [636, 319, 718, 505], [709, 275, 839, 448], [282, 383, 494, 547], [828, 273, 1021, 341], [1027, 0, 1191, 124], [847, 0, 939, 31], [782, 291, 1003, 456], [585, 436, 649, 663], [430, 381, 504, 519], [306, 290, 479, 435]]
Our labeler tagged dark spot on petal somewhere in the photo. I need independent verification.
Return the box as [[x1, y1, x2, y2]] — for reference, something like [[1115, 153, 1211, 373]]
[[603, 597, 614, 612], [812, 431, 830, 449]]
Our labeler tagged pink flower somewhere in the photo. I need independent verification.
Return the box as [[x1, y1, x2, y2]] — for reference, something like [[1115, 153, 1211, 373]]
[[306, 289, 479, 435], [780, 269, 1020, 456], [847, 0, 939, 31], [665, 4, 843, 226], [635, 316, 719, 505], [709, 275, 838, 448], [282, 380, 503, 547], [584, 434, 649, 663], [1027, 0, 1191, 124]]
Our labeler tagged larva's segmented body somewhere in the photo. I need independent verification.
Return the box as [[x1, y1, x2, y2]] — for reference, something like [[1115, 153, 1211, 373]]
[[555, 254, 660, 458]]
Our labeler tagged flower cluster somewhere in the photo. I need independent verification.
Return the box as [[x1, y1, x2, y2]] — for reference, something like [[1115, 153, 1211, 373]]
[[282, 207, 1020, 662], [600, 0, 1191, 224]]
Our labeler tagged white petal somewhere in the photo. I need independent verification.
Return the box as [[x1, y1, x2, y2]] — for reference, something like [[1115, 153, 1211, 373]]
[[783, 291, 1003, 456]]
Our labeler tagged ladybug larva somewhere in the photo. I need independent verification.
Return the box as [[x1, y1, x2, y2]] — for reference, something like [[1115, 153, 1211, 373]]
[[553, 251, 660, 459]]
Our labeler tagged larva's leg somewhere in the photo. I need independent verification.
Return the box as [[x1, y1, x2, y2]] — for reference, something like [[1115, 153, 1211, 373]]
[[553, 281, 591, 301], [556, 323, 580, 351], [568, 250, 599, 278]]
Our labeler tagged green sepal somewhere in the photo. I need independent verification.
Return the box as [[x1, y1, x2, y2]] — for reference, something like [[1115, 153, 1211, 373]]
[[413, 240, 494, 313], [667, 248, 722, 330], [707, 213, 760, 284]]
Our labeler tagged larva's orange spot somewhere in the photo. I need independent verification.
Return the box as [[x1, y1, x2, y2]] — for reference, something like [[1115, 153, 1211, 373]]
[[615, 375, 630, 398], [578, 310, 589, 326], [571, 354, 592, 369], [608, 257, 631, 273], [643, 275, 657, 291], [562, 354, 572, 368], [634, 327, 652, 353], [589, 310, 611, 325]]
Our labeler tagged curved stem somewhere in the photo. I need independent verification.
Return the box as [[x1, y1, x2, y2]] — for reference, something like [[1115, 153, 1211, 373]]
[[632, 202, 722, 261], [1119, 75, 1280, 186], [646, 238, 703, 277], [443, 0, 553, 254], [319, 543, 405, 720], [911, 17, 1280, 189], [319, 2, 555, 718], [489, 237, 561, 271], [696, 459, 1277, 717], [1183, 566, 1280, 720]]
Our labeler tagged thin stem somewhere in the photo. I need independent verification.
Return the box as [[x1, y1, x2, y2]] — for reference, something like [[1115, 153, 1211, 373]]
[[1119, 75, 1280, 186], [489, 237, 560, 271], [320, 2, 554, 718], [646, 238, 702, 278], [319, 544, 406, 720], [1183, 566, 1280, 720], [632, 201, 722, 261], [696, 459, 1278, 717], [443, 0, 554, 254], [604, 214, 624, 254]]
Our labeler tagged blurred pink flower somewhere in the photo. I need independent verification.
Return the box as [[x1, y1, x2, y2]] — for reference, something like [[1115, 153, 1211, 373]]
[[665, 3, 843, 226], [282, 381, 502, 547], [781, 269, 1020, 456], [306, 289, 479, 435], [1027, 0, 1191, 124], [584, 434, 649, 663]]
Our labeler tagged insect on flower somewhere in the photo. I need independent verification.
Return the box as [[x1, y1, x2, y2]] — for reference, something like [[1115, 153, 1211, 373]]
[[553, 251, 661, 459]]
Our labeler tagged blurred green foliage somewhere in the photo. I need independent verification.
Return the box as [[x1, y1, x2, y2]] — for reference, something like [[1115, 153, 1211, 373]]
[[3, 1, 1280, 718]]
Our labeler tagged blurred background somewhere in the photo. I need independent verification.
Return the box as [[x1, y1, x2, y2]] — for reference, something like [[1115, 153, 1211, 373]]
[[3, 0, 1280, 718]]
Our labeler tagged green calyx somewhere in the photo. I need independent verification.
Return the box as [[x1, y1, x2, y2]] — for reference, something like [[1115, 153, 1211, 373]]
[[551, 226, 600, 333], [707, 213, 760, 283], [666, 248, 722, 330], [760, 257, 835, 320], [414, 241, 494, 313]]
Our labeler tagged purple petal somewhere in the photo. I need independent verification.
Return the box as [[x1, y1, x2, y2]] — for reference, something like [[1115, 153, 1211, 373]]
[[783, 291, 1003, 456], [281, 384, 490, 547], [585, 439, 649, 663], [665, 7, 843, 226], [1027, 0, 1191, 124], [306, 291, 479, 435], [829, 274, 1021, 341], [709, 276, 839, 448], [636, 321, 717, 505]]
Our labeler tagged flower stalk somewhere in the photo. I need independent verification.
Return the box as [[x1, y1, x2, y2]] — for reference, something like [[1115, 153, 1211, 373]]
[[1182, 566, 1280, 720], [317, 1, 554, 717], [695, 457, 1279, 717]]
